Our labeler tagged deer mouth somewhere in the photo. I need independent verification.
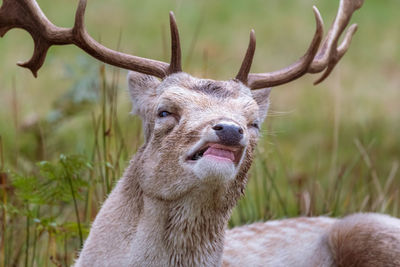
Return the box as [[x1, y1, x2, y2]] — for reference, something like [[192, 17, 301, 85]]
[[187, 143, 243, 165]]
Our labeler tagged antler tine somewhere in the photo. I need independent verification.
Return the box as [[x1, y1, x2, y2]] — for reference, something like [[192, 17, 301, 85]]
[[74, 0, 86, 32], [309, 0, 363, 84], [312, 24, 358, 85], [245, 0, 364, 90], [0, 0, 72, 77], [167, 11, 182, 74], [246, 7, 324, 89], [0, 0, 173, 78], [236, 29, 256, 84]]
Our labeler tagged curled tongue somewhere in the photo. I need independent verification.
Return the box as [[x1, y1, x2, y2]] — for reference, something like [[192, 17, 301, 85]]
[[203, 146, 235, 161]]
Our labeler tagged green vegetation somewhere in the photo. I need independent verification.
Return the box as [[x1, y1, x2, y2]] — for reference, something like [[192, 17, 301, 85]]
[[0, 0, 399, 265]]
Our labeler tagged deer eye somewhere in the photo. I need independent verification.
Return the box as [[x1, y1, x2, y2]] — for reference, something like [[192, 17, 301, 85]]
[[250, 121, 260, 130], [158, 111, 172, 118]]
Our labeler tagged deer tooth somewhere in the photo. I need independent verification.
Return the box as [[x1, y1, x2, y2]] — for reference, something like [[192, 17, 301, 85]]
[[190, 147, 208, 161], [191, 153, 202, 161]]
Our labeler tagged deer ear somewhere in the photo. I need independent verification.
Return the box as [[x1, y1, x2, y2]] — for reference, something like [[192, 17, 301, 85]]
[[251, 88, 271, 123], [127, 71, 160, 118]]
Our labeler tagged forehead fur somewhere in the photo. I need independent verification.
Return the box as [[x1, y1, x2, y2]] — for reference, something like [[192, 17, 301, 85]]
[[158, 73, 253, 99], [155, 73, 260, 124], [128, 71, 270, 130]]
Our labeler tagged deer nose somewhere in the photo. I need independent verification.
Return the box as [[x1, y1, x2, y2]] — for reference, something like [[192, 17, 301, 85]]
[[212, 123, 244, 146]]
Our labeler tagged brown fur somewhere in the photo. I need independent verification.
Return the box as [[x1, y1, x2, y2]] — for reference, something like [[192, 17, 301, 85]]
[[329, 213, 400, 267]]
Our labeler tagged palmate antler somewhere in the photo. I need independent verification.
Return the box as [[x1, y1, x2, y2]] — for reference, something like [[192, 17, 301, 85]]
[[0, 0, 181, 78], [0, 0, 363, 89], [236, 0, 364, 89]]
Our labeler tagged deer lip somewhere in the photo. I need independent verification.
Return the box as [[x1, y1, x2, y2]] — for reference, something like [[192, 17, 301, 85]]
[[187, 143, 243, 164]]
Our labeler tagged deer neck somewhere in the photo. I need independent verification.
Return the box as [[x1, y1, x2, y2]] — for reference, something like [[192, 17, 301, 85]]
[[123, 156, 236, 266]]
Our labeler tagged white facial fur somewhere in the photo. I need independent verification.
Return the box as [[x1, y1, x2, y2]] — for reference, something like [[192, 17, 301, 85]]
[[128, 71, 271, 201]]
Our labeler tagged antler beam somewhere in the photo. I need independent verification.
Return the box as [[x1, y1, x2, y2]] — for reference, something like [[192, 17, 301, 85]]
[[0, 0, 182, 78], [1, 0, 363, 86], [239, 0, 364, 89]]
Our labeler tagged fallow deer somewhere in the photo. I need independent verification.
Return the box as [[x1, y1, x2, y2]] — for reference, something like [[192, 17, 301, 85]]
[[1, 0, 399, 266]]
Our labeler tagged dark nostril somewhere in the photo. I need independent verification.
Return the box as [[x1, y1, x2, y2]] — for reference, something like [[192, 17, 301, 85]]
[[212, 123, 244, 146]]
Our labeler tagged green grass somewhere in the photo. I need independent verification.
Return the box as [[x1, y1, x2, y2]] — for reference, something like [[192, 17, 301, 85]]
[[1, 0, 400, 266]]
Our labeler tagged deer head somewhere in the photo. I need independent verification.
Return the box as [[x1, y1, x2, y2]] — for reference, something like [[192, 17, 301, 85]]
[[127, 70, 271, 203]]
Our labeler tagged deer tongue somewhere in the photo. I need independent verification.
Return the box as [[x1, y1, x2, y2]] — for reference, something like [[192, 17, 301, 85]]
[[203, 145, 235, 161]]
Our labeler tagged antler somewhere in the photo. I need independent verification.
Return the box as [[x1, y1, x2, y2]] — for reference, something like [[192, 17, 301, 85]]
[[236, 0, 364, 89], [0, 0, 182, 78]]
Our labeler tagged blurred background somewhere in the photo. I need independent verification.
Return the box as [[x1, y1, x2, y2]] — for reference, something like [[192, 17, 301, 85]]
[[0, 0, 399, 265]]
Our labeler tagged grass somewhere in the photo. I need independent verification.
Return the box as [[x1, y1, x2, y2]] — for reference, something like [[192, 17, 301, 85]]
[[0, 0, 399, 265]]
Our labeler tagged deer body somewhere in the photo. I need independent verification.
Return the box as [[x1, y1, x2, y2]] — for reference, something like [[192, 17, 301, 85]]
[[76, 72, 262, 266], [74, 72, 400, 267], [224, 214, 400, 266], [2, 1, 400, 266]]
